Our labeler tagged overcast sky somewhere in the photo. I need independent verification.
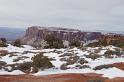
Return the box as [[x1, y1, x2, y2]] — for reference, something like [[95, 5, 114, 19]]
[[0, 0, 124, 31]]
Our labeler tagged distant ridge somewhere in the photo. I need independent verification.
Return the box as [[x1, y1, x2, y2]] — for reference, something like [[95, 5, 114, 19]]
[[96, 30, 124, 35], [0, 26, 124, 41], [0, 27, 25, 40]]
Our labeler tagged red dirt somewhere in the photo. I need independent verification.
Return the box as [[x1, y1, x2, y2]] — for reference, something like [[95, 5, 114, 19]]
[[0, 73, 124, 82], [109, 62, 124, 70]]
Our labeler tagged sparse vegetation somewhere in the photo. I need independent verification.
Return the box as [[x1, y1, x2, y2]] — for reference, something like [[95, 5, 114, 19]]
[[104, 50, 115, 58], [76, 65, 90, 69], [0, 38, 8, 47], [109, 38, 124, 48], [93, 64, 113, 70], [18, 62, 33, 72], [66, 56, 79, 65], [32, 53, 54, 70], [87, 39, 108, 47], [78, 58, 88, 65], [44, 34, 64, 49], [0, 61, 7, 69], [13, 39, 22, 47], [70, 40, 82, 47], [59, 53, 74, 57], [60, 63, 68, 70], [85, 53, 101, 60], [87, 42, 100, 47]]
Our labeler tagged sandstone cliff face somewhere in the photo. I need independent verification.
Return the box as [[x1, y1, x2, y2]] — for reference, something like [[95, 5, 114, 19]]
[[99, 34, 124, 44], [21, 26, 102, 46]]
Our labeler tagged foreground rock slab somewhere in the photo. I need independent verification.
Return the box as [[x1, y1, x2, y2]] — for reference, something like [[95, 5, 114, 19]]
[[0, 73, 124, 82]]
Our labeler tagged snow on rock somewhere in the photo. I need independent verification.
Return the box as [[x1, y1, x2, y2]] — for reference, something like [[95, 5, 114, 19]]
[[43, 52, 63, 68], [0, 44, 124, 79], [34, 67, 124, 79], [0, 70, 25, 75], [34, 68, 94, 76], [0, 54, 17, 64], [22, 45, 34, 49], [0, 44, 40, 53], [0, 44, 40, 64], [96, 67, 124, 79], [87, 57, 124, 68]]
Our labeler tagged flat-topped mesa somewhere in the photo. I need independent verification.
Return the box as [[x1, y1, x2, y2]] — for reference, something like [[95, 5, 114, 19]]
[[21, 26, 102, 46]]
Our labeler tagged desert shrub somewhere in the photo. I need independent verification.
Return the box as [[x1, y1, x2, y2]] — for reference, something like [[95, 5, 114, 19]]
[[44, 34, 64, 49], [87, 79, 104, 82], [32, 53, 54, 70], [30, 67, 38, 73], [105, 50, 113, 55], [80, 47, 87, 51], [66, 56, 79, 65], [0, 38, 8, 47], [52, 50, 63, 54], [60, 63, 68, 70], [9, 53, 18, 57], [70, 40, 82, 47], [60, 58, 67, 61], [113, 49, 123, 57], [78, 58, 88, 65], [18, 62, 33, 72], [81, 65, 90, 68], [85, 53, 101, 60], [0, 50, 8, 56], [59, 53, 74, 57], [13, 39, 21, 47], [4, 65, 18, 72], [0, 61, 7, 66], [87, 39, 108, 47], [0, 38, 7, 42], [104, 54, 113, 58], [99, 39, 108, 46], [93, 64, 113, 70], [0, 42, 7, 47], [66, 59, 76, 65], [87, 42, 100, 47], [22, 51, 36, 54], [104, 50, 115, 58], [109, 39, 124, 48], [49, 57, 56, 61], [76, 65, 90, 69], [0, 61, 7, 69], [3, 66, 12, 72], [121, 46, 124, 51]]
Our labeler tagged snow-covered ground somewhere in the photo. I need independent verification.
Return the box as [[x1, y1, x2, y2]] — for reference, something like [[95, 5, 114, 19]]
[[0, 44, 124, 79], [0, 69, 25, 75]]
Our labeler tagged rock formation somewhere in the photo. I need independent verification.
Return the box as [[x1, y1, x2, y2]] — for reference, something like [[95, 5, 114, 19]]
[[99, 33, 124, 44], [21, 26, 102, 46]]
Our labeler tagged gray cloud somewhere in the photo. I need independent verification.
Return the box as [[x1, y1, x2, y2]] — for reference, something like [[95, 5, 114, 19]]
[[0, 0, 124, 31]]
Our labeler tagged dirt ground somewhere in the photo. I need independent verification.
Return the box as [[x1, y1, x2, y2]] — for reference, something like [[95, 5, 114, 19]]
[[0, 73, 124, 82]]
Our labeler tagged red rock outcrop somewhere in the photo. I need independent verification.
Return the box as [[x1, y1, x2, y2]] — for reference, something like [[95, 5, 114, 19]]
[[99, 34, 124, 44], [21, 26, 102, 46]]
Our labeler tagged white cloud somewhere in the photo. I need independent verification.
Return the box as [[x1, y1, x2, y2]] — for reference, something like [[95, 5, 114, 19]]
[[0, 0, 123, 31]]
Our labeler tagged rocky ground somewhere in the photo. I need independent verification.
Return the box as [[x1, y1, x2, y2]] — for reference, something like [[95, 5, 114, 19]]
[[0, 44, 124, 81], [1, 62, 124, 82]]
